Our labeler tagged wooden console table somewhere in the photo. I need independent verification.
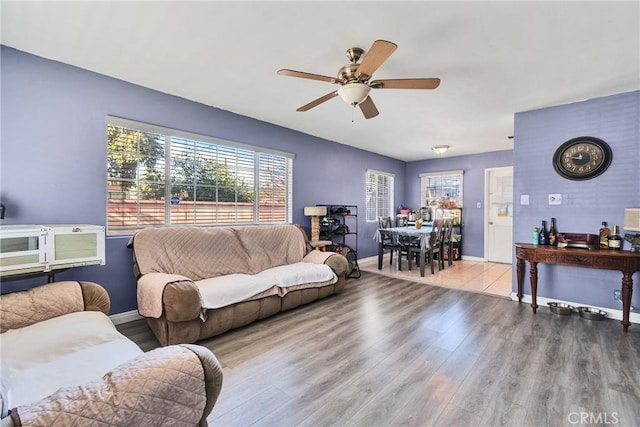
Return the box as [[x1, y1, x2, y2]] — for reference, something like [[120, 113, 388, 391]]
[[515, 243, 640, 332]]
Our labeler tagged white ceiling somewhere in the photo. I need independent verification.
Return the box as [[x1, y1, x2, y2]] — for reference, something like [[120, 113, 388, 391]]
[[2, 1, 639, 161]]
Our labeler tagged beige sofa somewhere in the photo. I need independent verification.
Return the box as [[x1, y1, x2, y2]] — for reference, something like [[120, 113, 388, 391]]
[[129, 224, 349, 346], [0, 281, 223, 427]]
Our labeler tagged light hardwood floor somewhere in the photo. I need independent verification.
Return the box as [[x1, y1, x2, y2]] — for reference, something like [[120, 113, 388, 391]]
[[117, 270, 640, 427], [358, 256, 513, 298]]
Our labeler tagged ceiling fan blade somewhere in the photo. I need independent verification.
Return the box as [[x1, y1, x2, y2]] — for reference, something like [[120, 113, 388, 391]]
[[359, 96, 379, 119], [355, 40, 398, 80], [370, 78, 441, 89], [277, 69, 338, 84], [296, 91, 339, 112]]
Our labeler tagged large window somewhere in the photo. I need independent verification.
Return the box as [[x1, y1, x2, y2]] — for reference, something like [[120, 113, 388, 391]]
[[420, 170, 463, 208], [366, 169, 394, 222], [106, 117, 293, 235]]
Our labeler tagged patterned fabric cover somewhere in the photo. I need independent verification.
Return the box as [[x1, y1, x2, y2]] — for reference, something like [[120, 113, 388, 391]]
[[0, 281, 223, 427], [0, 281, 84, 334], [10, 345, 208, 427], [131, 225, 307, 280], [130, 224, 349, 346]]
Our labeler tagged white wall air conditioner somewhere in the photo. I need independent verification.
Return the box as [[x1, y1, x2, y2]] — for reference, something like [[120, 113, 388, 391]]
[[0, 224, 105, 278], [0, 225, 48, 276], [43, 225, 106, 270]]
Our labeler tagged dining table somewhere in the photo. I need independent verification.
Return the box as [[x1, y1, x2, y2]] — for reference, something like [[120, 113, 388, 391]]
[[373, 225, 434, 277]]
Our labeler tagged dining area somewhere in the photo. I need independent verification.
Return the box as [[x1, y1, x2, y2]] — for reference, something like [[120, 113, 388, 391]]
[[373, 217, 456, 278]]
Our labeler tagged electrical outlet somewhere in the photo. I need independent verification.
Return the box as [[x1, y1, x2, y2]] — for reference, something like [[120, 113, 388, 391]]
[[614, 290, 622, 301]]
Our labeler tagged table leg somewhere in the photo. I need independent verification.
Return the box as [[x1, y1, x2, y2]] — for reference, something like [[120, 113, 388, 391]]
[[529, 261, 538, 313], [621, 272, 633, 332], [516, 257, 524, 302], [378, 241, 383, 269]]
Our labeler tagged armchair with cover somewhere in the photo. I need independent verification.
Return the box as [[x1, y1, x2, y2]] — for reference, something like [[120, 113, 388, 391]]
[[0, 281, 223, 427]]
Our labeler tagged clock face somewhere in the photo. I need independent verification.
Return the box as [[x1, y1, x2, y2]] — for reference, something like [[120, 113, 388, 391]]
[[553, 137, 612, 180]]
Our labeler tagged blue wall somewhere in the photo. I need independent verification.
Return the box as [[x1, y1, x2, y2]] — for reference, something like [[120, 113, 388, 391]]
[[11, 46, 600, 317], [513, 90, 640, 310], [405, 150, 514, 258], [1, 46, 409, 313], [6, 46, 635, 316]]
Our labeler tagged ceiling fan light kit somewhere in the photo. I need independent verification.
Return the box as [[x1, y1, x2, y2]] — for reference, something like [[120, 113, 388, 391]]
[[277, 39, 440, 119], [338, 83, 371, 106], [432, 145, 450, 154]]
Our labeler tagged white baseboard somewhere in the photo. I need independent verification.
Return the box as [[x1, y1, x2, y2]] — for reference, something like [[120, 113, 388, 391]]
[[460, 255, 485, 262], [109, 310, 143, 325], [510, 293, 640, 325]]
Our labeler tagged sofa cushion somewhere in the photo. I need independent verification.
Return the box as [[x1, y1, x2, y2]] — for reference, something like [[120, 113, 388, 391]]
[[195, 262, 335, 309], [236, 225, 307, 273], [195, 274, 276, 310], [0, 311, 142, 410], [131, 224, 308, 280], [256, 262, 337, 290], [132, 227, 251, 280]]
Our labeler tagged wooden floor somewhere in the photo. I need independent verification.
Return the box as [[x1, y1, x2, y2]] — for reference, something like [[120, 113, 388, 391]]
[[117, 272, 640, 427]]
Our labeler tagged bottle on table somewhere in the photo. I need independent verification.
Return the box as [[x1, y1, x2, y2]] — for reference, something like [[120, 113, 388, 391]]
[[608, 225, 622, 250], [539, 220, 549, 245], [533, 227, 540, 245], [599, 221, 610, 249], [549, 217, 558, 246]]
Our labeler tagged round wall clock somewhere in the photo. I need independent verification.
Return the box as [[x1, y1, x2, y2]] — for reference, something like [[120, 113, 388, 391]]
[[552, 136, 612, 180]]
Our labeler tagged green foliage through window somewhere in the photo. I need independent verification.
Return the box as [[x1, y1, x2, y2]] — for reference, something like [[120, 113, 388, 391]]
[[106, 119, 292, 234]]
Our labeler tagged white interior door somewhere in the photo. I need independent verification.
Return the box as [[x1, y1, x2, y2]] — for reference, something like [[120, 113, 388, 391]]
[[485, 167, 513, 263]]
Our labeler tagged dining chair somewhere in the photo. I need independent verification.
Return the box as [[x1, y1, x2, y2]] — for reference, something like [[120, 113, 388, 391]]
[[441, 219, 454, 267], [407, 225, 443, 275], [378, 229, 406, 270], [378, 216, 392, 229]]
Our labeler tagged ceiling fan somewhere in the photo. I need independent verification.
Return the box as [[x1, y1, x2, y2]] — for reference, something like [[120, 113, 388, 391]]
[[277, 40, 440, 119]]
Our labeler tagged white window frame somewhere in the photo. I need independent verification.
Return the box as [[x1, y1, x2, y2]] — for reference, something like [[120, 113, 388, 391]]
[[366, 169, 395, 222], [419, 169, 464, 208], [106, 116, 294, 235]]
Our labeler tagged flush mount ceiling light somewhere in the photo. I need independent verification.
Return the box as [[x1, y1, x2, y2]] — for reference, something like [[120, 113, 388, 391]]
[[432, 145, 450, 154], [337, 83, 371, 106]]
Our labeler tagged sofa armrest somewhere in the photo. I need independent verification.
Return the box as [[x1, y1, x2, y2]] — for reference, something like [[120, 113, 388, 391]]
[[6, 344, 222, 427], [163, 280, 204, 322], [181, 344, 224, 426], [303, 250, 349, 278], [137, 273, 203, 322], [79, 281, 110, 314]]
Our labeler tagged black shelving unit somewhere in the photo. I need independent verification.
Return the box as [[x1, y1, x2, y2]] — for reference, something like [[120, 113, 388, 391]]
[[317, 204, 360, 278]]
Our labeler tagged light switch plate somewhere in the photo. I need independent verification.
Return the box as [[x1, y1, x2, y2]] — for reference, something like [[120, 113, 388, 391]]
[[548, 194, 562, 205], [520, 195, 529, 205]]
